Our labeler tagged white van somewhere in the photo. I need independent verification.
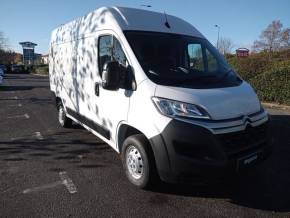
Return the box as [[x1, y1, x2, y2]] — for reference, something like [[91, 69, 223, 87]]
[[49, 6, 271, 188]]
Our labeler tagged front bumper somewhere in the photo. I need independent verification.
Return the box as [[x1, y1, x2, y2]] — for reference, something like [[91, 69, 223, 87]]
[[150, 115, 272, 183]]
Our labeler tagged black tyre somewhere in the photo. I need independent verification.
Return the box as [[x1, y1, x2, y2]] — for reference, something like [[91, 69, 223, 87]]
[[57, 102, 72, 128], [121, 134, 158, 189]]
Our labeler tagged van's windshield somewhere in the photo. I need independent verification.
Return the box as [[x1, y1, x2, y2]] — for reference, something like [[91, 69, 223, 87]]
[[124, 31, 242, 88]]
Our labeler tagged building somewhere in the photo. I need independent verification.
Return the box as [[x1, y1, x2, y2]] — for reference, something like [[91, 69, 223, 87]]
[[34, 53, 42, 65], [19, 41, 37, 65], [41, 54, 49, 64], [236, 48, 249, 58]]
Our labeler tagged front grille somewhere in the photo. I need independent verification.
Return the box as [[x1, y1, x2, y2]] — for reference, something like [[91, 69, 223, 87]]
[[218, 123, 268, 154], [173, 141, 210, 159]]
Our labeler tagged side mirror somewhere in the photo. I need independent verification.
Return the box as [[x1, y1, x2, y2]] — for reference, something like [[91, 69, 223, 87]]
[[124, 65, 137, 91], [101, 61, 121, 90]]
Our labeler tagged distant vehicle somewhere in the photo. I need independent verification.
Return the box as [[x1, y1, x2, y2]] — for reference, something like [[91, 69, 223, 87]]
[[0, 64, 7, 74], [50, 6, 271, 188], [0, 68, 3, 85], [11, 64, 24, 73], [0, 68, 4, 76]]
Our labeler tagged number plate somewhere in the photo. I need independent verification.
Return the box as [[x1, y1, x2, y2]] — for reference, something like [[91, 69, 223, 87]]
[[237, 151, 262, 171]]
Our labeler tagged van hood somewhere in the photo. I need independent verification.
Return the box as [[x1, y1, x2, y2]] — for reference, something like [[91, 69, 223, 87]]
[[154, 81, 261, 120]]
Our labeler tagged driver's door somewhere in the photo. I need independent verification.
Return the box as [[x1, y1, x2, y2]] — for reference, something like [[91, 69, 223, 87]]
[[92, 33, 130, 148]]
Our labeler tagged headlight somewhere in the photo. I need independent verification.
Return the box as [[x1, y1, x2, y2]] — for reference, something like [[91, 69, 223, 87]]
[[152, 97, 210, 119]]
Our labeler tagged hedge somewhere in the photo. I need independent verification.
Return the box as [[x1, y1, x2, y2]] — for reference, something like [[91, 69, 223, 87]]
[[227, 51, 290, 106], [228, 56, 270, 80], [31, 65, 49, 75], [249, 66, 290, 105]]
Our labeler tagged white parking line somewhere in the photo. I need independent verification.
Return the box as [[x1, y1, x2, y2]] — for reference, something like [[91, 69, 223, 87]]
[[35, 132, 44, 140], [23, 181, 63, 194], [4, 91, 16, 94], [8, 103, 22, 107], [59, 171, 77, 194], [7, 113, 29, 119], [23, 172, 77, 194], [10, 131, 43, 141], [1, 96, 19, 100]]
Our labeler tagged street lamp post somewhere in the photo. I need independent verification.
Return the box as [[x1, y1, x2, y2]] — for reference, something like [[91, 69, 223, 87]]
[[214, 24, 220, 50], [140, 4, 152, 8]]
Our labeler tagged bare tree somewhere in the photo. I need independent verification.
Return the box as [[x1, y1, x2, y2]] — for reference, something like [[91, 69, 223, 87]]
[[218, 37, 234, 55], [281, 28, 290, 48], [0, 31, 14, 64], [253, 20, 283, 52], [0, 31, 4, 50], [0, 31, 9, 51]]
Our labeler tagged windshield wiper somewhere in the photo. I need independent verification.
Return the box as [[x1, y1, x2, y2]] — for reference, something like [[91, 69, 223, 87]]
[[218, 69, 232, 80], [168, 74, 218, 86], [148, 70, 159, 76], [148, 66, 188, 77], [217, 69, 242, 82]]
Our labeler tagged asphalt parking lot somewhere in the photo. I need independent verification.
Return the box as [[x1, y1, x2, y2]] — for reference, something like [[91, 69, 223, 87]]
[[0, 73, 290, 218]]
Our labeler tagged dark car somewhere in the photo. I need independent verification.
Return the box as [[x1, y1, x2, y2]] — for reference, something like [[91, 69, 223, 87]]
[[11, 64, 25, 73], [0, 64, 7, 74], [0, 68, 3, 85]]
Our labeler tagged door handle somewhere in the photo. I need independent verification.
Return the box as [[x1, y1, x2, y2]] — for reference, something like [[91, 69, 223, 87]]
[[95, 82, 100, 96]]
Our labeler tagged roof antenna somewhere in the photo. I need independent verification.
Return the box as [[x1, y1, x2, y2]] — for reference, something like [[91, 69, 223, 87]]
[[164, 11, 171, 28]]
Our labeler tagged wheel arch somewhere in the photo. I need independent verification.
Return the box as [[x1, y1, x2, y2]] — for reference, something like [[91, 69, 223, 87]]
[[117, 123, 145, 153]]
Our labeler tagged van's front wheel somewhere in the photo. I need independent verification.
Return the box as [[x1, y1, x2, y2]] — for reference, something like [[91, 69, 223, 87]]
[[122, 134, 157, 189], [57, 102, 72, 128]]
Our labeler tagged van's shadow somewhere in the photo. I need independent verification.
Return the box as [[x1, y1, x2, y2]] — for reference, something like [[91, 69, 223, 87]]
[[150, 114, 290, 212]]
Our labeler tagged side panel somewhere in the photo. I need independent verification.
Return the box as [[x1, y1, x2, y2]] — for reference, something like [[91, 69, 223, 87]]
[[49, 40, 77, 112], [48, 44, 56, 93], [75, 36, 98, 117]]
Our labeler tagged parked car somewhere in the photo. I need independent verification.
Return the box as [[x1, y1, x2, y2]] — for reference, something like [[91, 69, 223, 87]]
[[49, 6, 271, 188], [0, 68, 3, 85], [0, 64, 7, 74], [0, 67, 4, 76], [11, 64, 25, 73]]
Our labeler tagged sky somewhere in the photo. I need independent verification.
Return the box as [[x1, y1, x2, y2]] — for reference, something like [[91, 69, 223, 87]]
[[0, 0, 290, 54]]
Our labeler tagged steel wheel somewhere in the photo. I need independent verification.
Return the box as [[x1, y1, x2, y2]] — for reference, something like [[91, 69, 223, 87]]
[[58, 106, 65, 126], [57, 102, 72, 128], [126, 145, 144, 179]]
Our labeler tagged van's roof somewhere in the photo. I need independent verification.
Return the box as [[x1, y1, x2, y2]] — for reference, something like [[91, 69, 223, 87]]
[[51, 6, 204, 44]]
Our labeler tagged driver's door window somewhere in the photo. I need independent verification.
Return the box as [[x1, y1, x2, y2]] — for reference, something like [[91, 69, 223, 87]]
[[98, 35, 128, 75], [98, 35, 113, 74]]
